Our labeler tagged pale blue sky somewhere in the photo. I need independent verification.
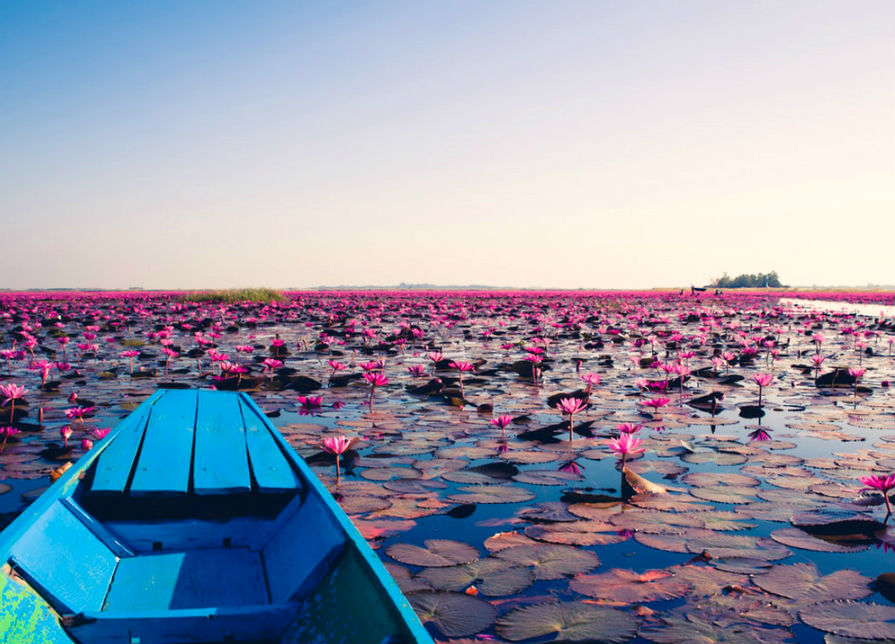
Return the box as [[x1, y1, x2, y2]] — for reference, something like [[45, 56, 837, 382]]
[[1, 1, 892, 289]]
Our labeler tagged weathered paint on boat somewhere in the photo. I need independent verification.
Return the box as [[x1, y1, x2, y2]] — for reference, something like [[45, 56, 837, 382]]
[[0, 389, 434, 644]]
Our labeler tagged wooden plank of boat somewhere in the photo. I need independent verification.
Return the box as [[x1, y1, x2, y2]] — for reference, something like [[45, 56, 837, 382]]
[[193, 389, 251, 495], [240, 398, 299, 493], [90, 390, 163, 494], [0, 389, 434, 644], [129, 388, 196, 497]]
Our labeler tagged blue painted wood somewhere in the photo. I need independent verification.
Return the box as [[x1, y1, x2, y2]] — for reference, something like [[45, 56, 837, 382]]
[[104, 549, 268, 612], [130, 389, 197, 496], [105, 516, 275, 553], [60, 498, 134, 557], [91, 393, 163, 494], [9, 501, 117, 615], [0, 390, 435, 644], [239, 396, 299, 493], [193, 390, 251, 495], [73, 605, 296, 644], [262, 491, 346, 603], [240, 392, 435, 644]]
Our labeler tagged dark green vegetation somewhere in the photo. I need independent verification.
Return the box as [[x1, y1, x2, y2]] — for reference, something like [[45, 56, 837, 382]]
[[710, 272, 783, 288], [182, 288, 285, 303]]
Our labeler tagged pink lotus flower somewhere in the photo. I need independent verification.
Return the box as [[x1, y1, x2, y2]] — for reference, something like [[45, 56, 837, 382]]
[[449, 361, 475, 399], [0, 383, 27, 421], [848, 367, 866, 401], [491, 414, 513, 431], [407, 365, 426, 378], [580, 373, 601, 392], [322, 434, 352, 483], [322, 435, 352, 455], [642, 397, 670, 410], [81, 439, 94, 451], [60, 426, 73, 447], [327, 360, 347, 375], [91, 427, 111, 440], [363, 372, 389, 387], [364, 372, 389, 412], [0, 426, 20, 453], [297, 395, 323, 409], [65, 406, 94, 422], [860, 473, 895, 520], [606, 433, 645, 466], [752, 372, 773, 406], [359, 360, 384, 372], [617, 423, 642, 434], [262, 358, 283, 381], [555, 397, 587, 441]]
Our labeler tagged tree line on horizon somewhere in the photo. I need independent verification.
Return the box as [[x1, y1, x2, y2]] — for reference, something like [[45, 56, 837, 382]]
[[709, 271, 783, 288]]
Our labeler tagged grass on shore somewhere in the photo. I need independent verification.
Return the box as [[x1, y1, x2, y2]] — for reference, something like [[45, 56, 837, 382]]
[[181, 288, 286, 303]]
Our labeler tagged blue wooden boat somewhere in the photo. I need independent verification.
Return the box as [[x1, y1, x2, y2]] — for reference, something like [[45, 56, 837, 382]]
[[0, 389, 434, 644]]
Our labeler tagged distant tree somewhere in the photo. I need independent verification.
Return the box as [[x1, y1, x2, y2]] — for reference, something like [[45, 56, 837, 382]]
[[709, 271, 782, 288]]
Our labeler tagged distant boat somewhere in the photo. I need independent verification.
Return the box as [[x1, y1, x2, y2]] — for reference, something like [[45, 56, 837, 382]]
[[0, 389, 433, 644]]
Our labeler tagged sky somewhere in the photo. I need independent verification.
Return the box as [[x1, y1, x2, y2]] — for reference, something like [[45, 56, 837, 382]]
[[1, 1, 892, 290]]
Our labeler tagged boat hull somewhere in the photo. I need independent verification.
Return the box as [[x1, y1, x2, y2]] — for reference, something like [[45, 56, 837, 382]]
[[0, 389, 433, 644]]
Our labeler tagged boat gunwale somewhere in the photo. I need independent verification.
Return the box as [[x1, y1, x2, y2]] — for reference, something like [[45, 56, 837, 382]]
[[0, 388, 435, 644]]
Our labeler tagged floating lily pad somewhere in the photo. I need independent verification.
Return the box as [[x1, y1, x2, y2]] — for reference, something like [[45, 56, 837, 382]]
[[383, 563, 432, 593], [769, 528, 870, 553], [496, 601, 637, 642], [407, 591, 498, 637], [513, 470, 582, 485], [338, 495, 392, 514], [518, 502, 579, 522], [483, 531, 537, 552], [416, 558, 534, 596], [448, 485, 535, 505], [570, 568, 692, 603], [685, 534, 792, 560], [494, 544, 600, 580], [799, 601, 895, 640], [525, 521, 627, 546], [641, 610, 793, 644], [386, 539, 479, 567], [753, 562, 872, 602]]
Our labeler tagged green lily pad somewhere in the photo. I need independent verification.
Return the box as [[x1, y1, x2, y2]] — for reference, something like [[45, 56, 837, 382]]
[[407, 591, 498, 638], [800, 601, 895, 640], [753, 562, 872, 602], [496, 601, 637, 643], [416, 558, 534, 596], [448, 484, 535, 505], [386, 539, 479, 567], [494, 544, 600, 580], [769, 528, 870, 553], [570, 568, 691, 603]]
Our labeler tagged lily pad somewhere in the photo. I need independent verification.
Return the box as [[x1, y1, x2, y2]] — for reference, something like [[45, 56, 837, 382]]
[[496, 601, 637, 642], [386, 539, 479, 567], [494, 544, 600, 580], [685, 533, 792, 560], [525, 521, 627, 546], [416, 558, 534, 596], [571, 568, 691, 603], [769, 528, 870, 553], [641, 609, 793, 643], [448, 485, 535, 505], [407, 591, 498, 637], [799, 601, 895, 640], [753, 562, 872, 602]]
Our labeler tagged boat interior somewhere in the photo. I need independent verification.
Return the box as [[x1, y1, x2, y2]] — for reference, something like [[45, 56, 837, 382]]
[[5, 389, 350, 643]]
